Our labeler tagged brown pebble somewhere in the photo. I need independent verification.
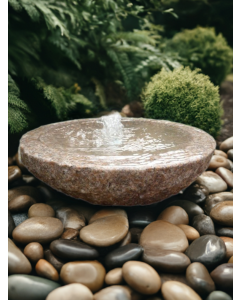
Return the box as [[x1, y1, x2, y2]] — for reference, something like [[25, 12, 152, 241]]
[[35, 259, 59, 281], [220, 137, 233, 152], [8, 157, 14, 166], [196, 171, 227, 194], [9, 195, 36, 213], [210, 263, 233, 291], [24, 242, 44, 263], [119, 231, 131, 246], [44, 249, 65, 272], [8, 186, 42, 203], [214, 150, 228, 158], [89, 209, 127, 224], [157, 206, 189, 225], [46, 283, 93, 300], [208, 155, 231, 170], [8, 166, 22, 183], [105, 268, 123, 285], [227, 149, 233, 161], [122, 261, 161, 295], [28, 203, 55, 218], [139, 220, 189, 252], [56, 207, 85, 231], [228, 256, 233, 263], [60, 261, 106, 292], [61, 228, 79, 240], [162, 281, 202, 300], [177, 224, 200, 242], [210, 201, 233, 226], [220, 237, 233, 259], [215, 167, 233, 188], [12, 217, 64, 244], [94, 285, 131, 300]]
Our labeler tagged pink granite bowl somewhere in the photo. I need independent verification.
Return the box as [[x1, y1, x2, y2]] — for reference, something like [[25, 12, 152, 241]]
[[19, 118, 216, 206]]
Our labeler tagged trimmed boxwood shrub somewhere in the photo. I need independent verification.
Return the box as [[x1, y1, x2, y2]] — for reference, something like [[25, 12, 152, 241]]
[[142, 67, 223, 137], [167, 27, 233, 86]]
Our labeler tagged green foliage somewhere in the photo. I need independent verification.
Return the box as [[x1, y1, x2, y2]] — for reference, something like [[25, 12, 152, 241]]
[[142, 67, 223, 137], [166, 27, 233, 85], [8, 75, 30, 134]]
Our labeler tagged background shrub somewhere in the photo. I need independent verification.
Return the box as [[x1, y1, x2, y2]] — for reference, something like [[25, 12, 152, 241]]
[[166, 27, 233, 85], [142, 67, 223, 137]]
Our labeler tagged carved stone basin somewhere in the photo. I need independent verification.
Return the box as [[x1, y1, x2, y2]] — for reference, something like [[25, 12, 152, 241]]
[[19, 118, 215, 206]]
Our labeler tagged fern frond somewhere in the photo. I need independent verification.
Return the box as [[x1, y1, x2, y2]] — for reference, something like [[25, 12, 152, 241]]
[[91, 77, 107, 109]]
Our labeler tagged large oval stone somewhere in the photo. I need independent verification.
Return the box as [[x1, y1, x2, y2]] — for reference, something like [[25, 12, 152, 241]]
[[195, 171, 227, 194], [204, 192, 233, 216], [80, 215, 129, 247], [122, 261, 161, 295], [19, 119, 215, 205], [93, 286, 131, 300], [142, 248, 190, 273], [166, 199, 204, 220], [8, 274, 60, 300], [210, 201, 233, 226], [186, 262, 215, 297], [12, 217, 63, 244], [220, 137, 233, 152], [161, 281, 202, 300], [185, 235, 226, 269], [50, 239, 99, 260], [192, 214, 215, 235], [139, 220, 189, 252], [157, 206, 189, 225], [60, 261, 106, 292], [8, 238, 32, 274], [104, 243, 143, 269], [46, 283, 93, 300], [206, 291, 233, 300]]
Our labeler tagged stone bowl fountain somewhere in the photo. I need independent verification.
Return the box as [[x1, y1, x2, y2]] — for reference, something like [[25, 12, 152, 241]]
[[19, 113, 216, 206]]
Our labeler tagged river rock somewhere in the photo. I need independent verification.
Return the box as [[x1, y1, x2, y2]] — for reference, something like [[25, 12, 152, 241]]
[[44, 249, 65, 272], [35, 259, 59, 281], [9, 195, 36, 213], [177, 224, 200, 242], [210, 264, 233, 291], [70, 203, 98, 223], [61, 228, 79, 240], [119, 231, 131, 246], [8, 210, 15, 236], [192, 214, 215, 235], [216, 226, 233, 238], [220, 137, 233, 152], [24, 242, 44, 263], [8, 186, 42, 203], [204, 192, 233, 215], [12, 217, 63, 244], [185, 235, 226, 269], [139, 220, 189, 252], [227, 149, 233, 161], [195, 172, 228, 194], [214, 150, 228, 158], [215, 168, 233, 188], [142, 248, 190, 273], [89, 209, 127, 224], [105, 268, 123, 285], [157, 206, 189, 225], [220, 237, 233, 259], [56, 207, 85, 230], [206, 291, 233, 300], [50, 239, 99, 260], [128, 208, 156, 228], [208, 155, 231, 170], [181, 183, 209, 205], [60, 261, 106, 292], [8, 238, 32, 274], [28, 203, 55, 218], [122, 261, 161, 295], [130, 227, 143, 243], [104, 243, 143, 270], [228, 256, 233, 263], [159, 273, 190, 286], [46, 283, 93, 300], [227, 159, 233, 172], [8, 166, 22, 183], [94, 286, 131, 300], [8, 274, 60, 300], [8, 156, 14, 166], [186, 262, 215, 297], [80, 215, 129, 247], [161, 281, 202, 300], [210, 201, 233, 226], [166, 200, 204, 220]]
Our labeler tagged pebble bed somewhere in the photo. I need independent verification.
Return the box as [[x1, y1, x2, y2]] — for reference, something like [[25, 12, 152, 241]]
[[8, 136, 233, 300]]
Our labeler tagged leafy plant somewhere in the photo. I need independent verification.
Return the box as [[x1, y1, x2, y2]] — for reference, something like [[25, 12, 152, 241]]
[[166, 27, 233, 85], [142, 67, 223, 137]]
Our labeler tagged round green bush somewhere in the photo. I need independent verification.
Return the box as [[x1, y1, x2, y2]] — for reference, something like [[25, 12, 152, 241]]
[[167, 27, 233, 86], [142, 67, 223, 137]]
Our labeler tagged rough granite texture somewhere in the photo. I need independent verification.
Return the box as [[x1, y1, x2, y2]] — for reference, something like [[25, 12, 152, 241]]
[[19, 118, 216, 206]]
